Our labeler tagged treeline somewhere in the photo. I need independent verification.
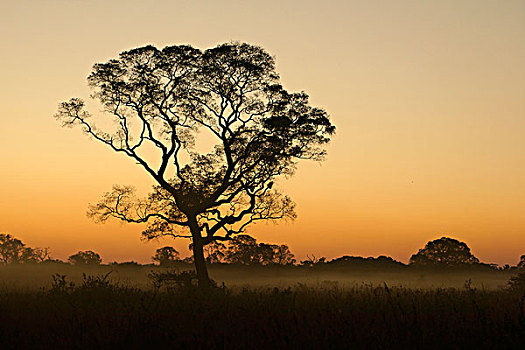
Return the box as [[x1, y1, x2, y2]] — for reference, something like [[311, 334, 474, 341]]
[[2, 232, 524, 271]]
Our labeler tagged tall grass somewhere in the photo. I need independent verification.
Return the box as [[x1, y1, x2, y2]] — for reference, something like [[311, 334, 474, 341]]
[[0, 268, 523, 349]]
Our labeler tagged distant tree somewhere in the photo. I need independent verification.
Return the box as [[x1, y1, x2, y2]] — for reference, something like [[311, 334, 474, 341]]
[[499, 264, 512, 271], [271, 244, 296, 265], [56, 42, 334, 287], [152, 246, 180, 266], [68, 250, 102, 265], [0, 233, 50, 264], [300, 254, 326, 267], [28, 247, 51, 263], [518, 255, 525, 269], [42, 258, 68, 265], [110, 261, 141, 267], [203, 241, 228, 264], [225, 235, 295, 265], [409, 237, 480, 267], [0, 233, 27, 264], [375, 255, 403, 265], [198, 234, 295, 266], [226, 235, 260, 265], [325, 255, 405, 269], [508, 270, 525, 291]]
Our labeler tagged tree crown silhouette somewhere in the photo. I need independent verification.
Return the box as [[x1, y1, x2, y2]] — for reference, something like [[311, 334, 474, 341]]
[[0, 233, 50, 264], [68, 250, 102, 265], [409, 237, 480, 266], [152, 246, 180, 266], [56, 42, 335, 286]]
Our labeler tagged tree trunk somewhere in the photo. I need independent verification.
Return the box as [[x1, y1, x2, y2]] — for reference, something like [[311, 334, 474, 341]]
[[192, 238, 211, 288], [188, 217, 211, 288]]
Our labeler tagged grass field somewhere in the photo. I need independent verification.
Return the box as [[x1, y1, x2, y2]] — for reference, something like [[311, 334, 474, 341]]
[[0, 265, 524, 349]]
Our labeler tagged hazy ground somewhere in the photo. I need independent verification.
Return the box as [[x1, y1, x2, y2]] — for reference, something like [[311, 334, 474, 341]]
[[0, 264, 523, 349], [0, 263, 514, 291]]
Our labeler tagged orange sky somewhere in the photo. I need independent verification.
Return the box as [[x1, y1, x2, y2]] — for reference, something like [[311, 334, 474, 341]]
[[1, 0, 524, 265]]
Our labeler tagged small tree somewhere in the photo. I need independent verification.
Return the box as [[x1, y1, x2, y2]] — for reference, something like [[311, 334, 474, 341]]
[[226, 235, 260, 265], [0, 233, 50, 265], [271, 244, 296, 265], [203, 241, 228, 264], [409, 237, 480, 267], [210, 234, 295, 266], [0, 233, 27, 264], [68, 250, 102, 265], [152, 246, 180, 266], [508, 270, 525, 292], [29, 247, 51, 263], [517, 255, 525, 269], [56, 42, 334, 287], [300, 254, 326, 267]]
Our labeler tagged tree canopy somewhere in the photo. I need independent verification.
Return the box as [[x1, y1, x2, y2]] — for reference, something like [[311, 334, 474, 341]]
[[202, 234, 295, 266], [152, 246, 180, 266], [0, 233, 50, 265], [409, 237, 480, 267], [68, 250, 102, 265], [517, 255, 525, 269], [56, 42, 335, 287]]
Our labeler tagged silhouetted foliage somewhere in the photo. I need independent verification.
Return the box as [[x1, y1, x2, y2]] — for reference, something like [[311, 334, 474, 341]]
[[29, 247, 51, 263], [41, 258, 68, 265], [152, 246, 180, 266], [0, 233, 50, 264], [56, 42, 334, 287], [507, 270, 525, 292], [110, 260, 141, 267], [49, 272, 115, 293], [409, 237, 480, 267], [300, 254, 327, 267], [518, 255, 525, 269], [2, 281, 525, 349], [49, 273, 75, 293], [148, 270, 201, 290], [80, 271, 114, 290], [202, 240, 228, 264], [326, 255, 405, 269], [224, 235, 266, 265], [271, 243, 296, 265], [198, 234, 295, 265], [68, 250, 102, 265]]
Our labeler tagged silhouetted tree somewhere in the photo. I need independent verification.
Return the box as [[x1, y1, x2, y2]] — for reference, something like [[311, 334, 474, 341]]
[[68, 250, 102, 265], [203, 241, 228, 264], [508, 270, 525, 292], [110, 261, 141, 267], [271, 244, 296, 265], [56, 42, 334, 287], [219, 234, 295, 265], [226, 235, 261, 265], [326, 255, 405, 269], [517, 255, 525, 269], [194, 234, 295, 265], [29, 247, 51, 263], [0, 233, 28, 264], [409, 237, 479, 267], [152, 246, 180, 266], [0, 233, 50, 264], [300, 254, 326, 267]]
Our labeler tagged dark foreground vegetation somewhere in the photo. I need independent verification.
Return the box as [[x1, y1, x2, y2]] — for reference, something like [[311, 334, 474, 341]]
[[1, 273, 525, 349], [3, 233, 525, 348]]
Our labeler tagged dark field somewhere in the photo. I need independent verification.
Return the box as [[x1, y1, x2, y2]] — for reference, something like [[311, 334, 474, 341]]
[[1, 265, 524, 349]]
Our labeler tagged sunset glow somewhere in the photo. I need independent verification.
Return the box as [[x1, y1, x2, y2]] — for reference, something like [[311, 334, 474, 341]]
[[1, 0, 524, 265]]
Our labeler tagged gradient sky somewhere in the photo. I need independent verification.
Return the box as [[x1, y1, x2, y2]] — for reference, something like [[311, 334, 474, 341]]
[[1, 0, 524, 265]]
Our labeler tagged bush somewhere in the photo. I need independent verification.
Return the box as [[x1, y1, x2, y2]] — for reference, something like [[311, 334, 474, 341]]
[[148, 269, 199, 290], [508, 271, 525, 292]]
